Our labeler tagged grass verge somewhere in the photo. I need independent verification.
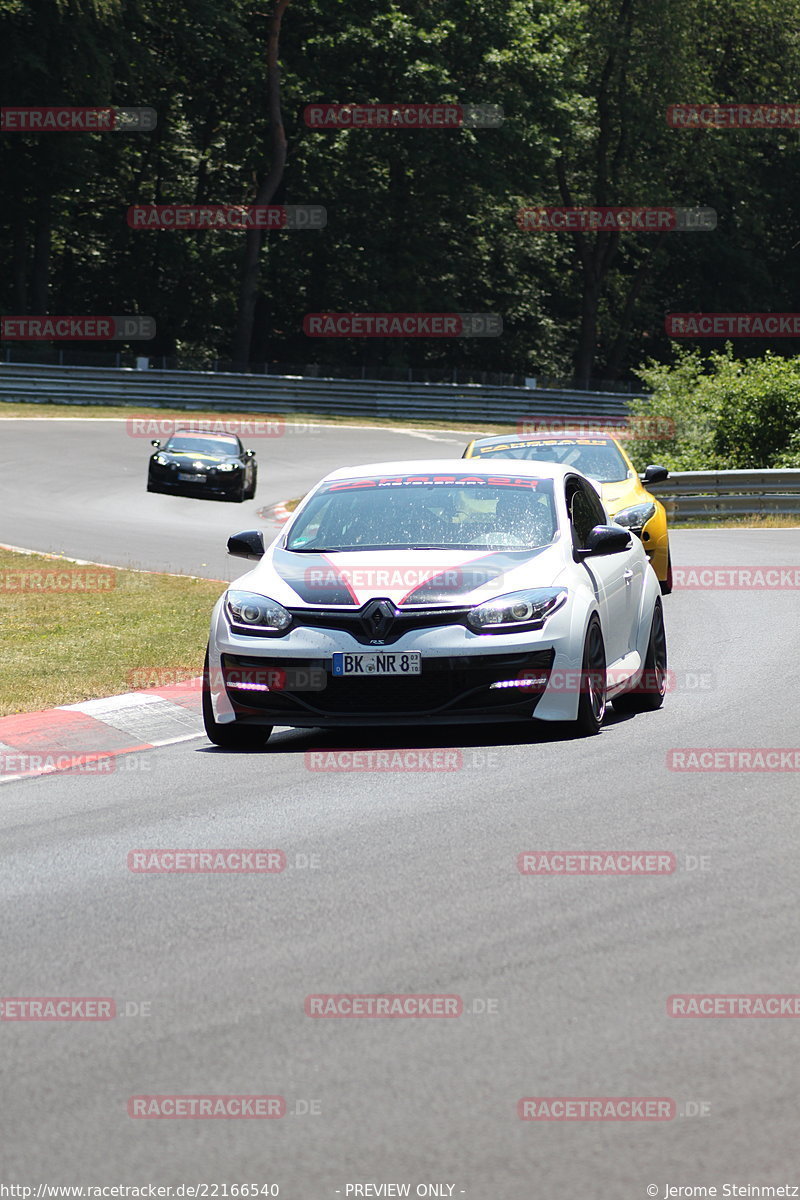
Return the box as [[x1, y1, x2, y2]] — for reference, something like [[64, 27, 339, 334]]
[[670, 514, 800, 530], [0, 547, 225, 716]]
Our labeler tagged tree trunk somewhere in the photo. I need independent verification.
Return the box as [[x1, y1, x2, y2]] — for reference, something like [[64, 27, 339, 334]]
[[232, 0, 290, 369], [12, 212, 28, 312], [604, 236, 666, 381], [573, 279, 602, 391], [31, 194, 52, 315]]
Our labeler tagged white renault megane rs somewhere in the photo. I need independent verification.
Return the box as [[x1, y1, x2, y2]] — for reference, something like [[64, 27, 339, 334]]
[[202, 459, 667, 745]]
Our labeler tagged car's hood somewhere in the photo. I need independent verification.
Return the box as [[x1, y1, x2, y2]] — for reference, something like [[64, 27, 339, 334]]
[[232, 542, 566, 607], [158, 451, 236, 464], [599, 478, 647, 514]]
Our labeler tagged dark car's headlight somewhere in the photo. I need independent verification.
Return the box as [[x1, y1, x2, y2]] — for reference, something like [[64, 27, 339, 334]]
[[613, 502, 656, 534], [226, 590, 292, 633], [216, 462, 238, 472], [467, 588, 567, 633], [152, 453, 170, 465]]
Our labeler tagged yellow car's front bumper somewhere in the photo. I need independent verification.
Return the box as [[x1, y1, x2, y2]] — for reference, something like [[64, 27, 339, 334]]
[[640, 500, 671, 587]]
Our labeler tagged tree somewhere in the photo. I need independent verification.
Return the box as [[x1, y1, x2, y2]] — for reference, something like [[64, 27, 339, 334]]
[[232, 0, 291, 367]]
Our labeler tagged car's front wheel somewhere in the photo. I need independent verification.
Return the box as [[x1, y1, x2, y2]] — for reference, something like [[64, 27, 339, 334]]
[[574, 616, 606, 736], [201, 649, 272, 748], [612, 598, 667, 713]]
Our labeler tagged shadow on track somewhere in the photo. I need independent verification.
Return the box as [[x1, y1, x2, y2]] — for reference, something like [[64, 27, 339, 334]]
[[195, 708, 638, 757]]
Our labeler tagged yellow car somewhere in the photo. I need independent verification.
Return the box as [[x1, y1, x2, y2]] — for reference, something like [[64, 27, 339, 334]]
[[463, 432, 673, 593]]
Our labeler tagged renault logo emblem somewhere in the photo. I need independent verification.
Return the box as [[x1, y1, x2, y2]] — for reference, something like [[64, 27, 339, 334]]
[[360, 598, 399, 644]]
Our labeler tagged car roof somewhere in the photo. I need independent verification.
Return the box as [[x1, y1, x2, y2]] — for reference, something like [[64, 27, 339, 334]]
[[470, 431, 622, 447], [319, 458, 586, 483]]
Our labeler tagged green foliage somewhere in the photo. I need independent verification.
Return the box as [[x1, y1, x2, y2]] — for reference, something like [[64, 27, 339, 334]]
[[629, 347, 800, 470], [3, 0, 800, 384]]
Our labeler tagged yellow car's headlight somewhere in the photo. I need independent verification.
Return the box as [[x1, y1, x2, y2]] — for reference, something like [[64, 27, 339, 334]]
[[613, 502, 656, 535]]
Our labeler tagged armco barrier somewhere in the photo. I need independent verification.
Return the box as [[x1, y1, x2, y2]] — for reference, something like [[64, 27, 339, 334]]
[[1, 364, 797, 517], [0, 361, 636, 423], [649, 470, 800, 519]]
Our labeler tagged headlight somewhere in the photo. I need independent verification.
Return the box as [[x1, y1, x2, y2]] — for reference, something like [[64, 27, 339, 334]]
[[467, 588, 567, 633], [613, 502, 656, 533], [153, 454, 170, 465], [226, 590, 292, 633], [216, 462, 237, 472]]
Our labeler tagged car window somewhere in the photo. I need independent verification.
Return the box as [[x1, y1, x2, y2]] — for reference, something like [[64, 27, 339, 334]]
[[165, 436, 241, 455], [566, 479, 606, 546], [286, 476, 558, 551], [472, 437, 632, 482]]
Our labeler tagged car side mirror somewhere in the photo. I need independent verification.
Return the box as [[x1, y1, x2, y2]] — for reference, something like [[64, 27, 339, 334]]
[[151, 440, 161, 449], [640, 464, 669, 485], [227, 530, 265, 560], [244, 449, 256, 458], [575, 524, 632, 558]]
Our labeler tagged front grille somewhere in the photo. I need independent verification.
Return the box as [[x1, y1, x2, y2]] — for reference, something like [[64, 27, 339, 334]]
[[222, 650, 555, 717], [286, 605, 472, 646]]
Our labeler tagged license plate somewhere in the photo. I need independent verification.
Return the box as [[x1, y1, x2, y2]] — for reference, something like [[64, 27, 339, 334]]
[[178, 472, 206, 482], [332, 652, 421, 677]]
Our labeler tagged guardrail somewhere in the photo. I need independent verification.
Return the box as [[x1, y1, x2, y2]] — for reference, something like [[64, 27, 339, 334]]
[[2, 364, 797, 519], [650, 470, 800, 519], [0, 361, 638, 423]]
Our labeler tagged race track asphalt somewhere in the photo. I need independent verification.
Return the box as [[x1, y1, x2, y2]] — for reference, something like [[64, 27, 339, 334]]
[[1, 415, 798, 1196], [0, 418, 468, 578]]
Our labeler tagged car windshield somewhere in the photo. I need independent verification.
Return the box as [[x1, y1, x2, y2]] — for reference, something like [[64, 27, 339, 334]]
[[286, 475, 557, 551], [165, 436, 240, 455], [472, 438, 631, 483]]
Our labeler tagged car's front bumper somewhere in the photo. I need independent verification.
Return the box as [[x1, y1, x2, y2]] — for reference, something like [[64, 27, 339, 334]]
[[148, 468, 244, 496], [640, 502, 670, 582], [207, 605, 589, 727]]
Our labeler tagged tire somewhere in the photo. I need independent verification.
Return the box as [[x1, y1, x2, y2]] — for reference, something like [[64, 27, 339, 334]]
[[612, 598, 667, 713], [244, 470, 257, 500], [659, 549, 673, 595], [574, 616, 606, 735], [202, 649, 272, 748]]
